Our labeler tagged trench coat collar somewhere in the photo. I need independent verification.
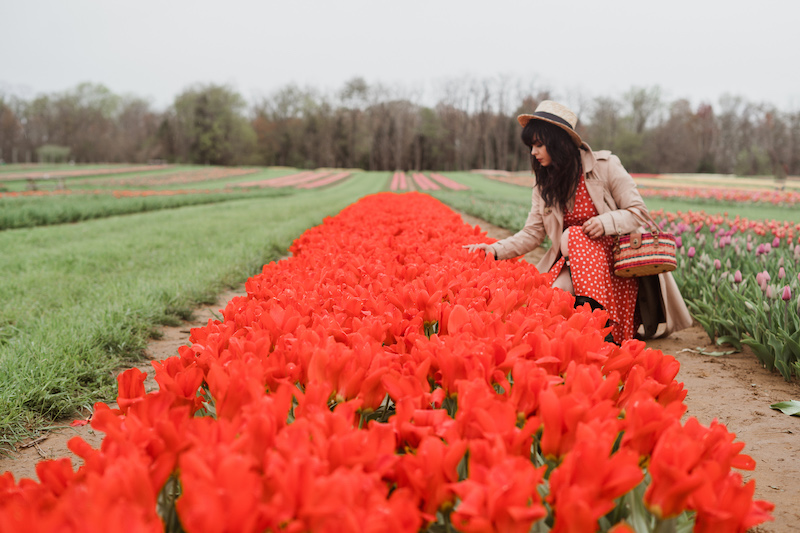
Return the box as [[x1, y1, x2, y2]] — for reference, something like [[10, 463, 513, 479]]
[[579, 143, 612, 214], [580, 143, 597, 177]]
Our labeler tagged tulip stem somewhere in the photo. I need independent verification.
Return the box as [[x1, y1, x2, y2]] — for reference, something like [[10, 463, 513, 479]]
[[654, 517, 677, 533]]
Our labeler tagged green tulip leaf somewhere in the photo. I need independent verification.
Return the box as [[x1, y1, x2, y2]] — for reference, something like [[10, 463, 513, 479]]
[[716, 336, 742, 351], [770, 400, 800, 416]]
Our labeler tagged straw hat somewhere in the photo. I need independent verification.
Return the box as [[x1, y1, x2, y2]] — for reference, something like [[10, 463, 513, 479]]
[[517, 100, 582, 147]]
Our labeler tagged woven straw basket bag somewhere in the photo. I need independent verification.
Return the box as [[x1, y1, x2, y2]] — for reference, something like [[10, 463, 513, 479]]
[[612, 209, 677, 278]]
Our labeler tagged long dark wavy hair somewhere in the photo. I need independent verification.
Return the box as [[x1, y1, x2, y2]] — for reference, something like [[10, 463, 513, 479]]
[[520, 119, 582, 212]]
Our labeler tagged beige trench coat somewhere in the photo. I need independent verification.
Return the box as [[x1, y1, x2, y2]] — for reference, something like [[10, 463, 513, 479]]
[[488, 144, 693, 338]]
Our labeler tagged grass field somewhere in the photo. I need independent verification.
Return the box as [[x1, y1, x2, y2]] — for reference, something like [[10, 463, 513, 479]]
[[0, 171, 386, 444]]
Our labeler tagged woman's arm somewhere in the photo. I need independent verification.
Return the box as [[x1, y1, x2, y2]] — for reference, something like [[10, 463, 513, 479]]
[[487, 186, 547, 260]]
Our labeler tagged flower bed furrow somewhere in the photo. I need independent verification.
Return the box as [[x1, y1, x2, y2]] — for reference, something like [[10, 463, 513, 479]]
[[0, 192, 772, 532]]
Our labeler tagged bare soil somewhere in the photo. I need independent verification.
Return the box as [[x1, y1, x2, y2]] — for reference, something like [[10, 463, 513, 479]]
[[2, 212, 798, 532]]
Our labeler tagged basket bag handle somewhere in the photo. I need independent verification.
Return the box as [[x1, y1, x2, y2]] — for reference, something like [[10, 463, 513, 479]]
[[623, 208, 662, 241]]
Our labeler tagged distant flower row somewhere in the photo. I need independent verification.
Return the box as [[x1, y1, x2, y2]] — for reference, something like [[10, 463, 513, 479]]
[[236, 170, 352, 189], [0, 164, 172, 181], [0, 188, 237, 199], [73, 167, 259, 188], [391, 172, 469, 191], [478, 171, 800, 207], [639, 187, 800, 207]]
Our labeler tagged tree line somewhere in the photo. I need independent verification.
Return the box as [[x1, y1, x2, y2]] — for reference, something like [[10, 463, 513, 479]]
[[1, 78, 798, 176]]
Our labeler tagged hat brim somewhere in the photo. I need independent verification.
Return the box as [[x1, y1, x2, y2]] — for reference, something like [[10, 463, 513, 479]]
[[517, 114, 583, 147]]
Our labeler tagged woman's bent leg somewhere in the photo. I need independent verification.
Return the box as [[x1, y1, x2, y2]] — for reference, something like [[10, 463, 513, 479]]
[[552, 266, 574, 294]]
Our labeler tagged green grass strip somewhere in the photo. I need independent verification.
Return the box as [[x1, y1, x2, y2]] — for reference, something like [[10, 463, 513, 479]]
[[0, 172, 386, 444], [0, 187, 295, 230]]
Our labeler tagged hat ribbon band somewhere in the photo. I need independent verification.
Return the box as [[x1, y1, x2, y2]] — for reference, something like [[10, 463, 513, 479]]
[[532, 111, 574, 131]]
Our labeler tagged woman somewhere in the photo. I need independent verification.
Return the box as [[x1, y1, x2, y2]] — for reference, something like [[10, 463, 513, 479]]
[[464, 100, 691, 343]]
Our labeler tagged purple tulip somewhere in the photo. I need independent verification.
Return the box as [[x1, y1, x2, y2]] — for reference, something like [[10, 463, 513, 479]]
[[734, 270, 742, 283], [756, 243, 764, 255], [688, 246, 696, 258], [782, 286, 792, 301], [675, 236, 682, 248]]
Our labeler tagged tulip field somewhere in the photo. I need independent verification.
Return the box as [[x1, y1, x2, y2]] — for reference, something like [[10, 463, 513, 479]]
[[1, 164, 797, 531]]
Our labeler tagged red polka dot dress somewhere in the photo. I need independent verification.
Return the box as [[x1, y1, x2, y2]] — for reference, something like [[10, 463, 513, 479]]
[[545, 175, 639, 342]]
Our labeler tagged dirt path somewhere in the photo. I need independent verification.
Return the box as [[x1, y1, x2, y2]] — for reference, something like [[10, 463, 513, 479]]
[[2, 213, 798, 532]]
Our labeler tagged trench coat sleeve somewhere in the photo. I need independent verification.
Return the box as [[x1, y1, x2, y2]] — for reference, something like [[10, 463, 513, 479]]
[[488, 185, 546, 260], [594, 155, 649, 237]]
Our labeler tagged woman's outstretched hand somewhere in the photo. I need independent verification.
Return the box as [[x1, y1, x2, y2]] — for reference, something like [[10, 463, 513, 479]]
[[462, 243, 495, 258], [582, 217, 605, 239]]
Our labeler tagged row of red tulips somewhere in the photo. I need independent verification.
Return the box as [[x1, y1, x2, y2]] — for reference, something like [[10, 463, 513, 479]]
[[0, 192, 772, 532]]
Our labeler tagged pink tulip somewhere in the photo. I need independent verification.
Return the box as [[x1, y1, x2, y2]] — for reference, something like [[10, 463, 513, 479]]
[[773, 237, 781, 248], [747, 242, 753, 252], [766, 285, 774, 299], [675, 236, 682, 248], [688, 246, 696, 258], [734, 270, 742, 283], [779, 267, 786, 280], [763, 271, 771, 282], [714, 259, 721, 270], [782, 286, 792, 301]]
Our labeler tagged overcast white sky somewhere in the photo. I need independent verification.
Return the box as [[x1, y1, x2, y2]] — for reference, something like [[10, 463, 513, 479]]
[[2, 0, 798, 112]]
